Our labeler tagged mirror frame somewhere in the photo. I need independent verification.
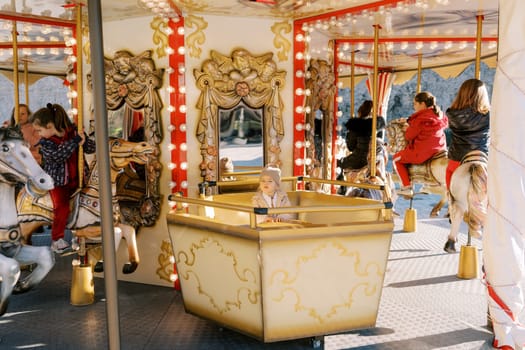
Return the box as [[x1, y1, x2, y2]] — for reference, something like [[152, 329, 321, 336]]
[[193, 48, 286, 182], [97, 49, 164, 227], [304, 59, 336, 182]]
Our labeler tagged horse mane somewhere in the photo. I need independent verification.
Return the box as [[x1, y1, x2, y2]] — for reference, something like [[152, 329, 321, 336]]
[[0, 127, 24, 142]]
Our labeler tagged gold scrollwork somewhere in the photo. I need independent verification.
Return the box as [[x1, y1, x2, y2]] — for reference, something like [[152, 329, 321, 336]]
[[150, 17, 169, 58], [271, 21, 292, 62], [156, 240, 174, 282], [186, 15, 208, 59]]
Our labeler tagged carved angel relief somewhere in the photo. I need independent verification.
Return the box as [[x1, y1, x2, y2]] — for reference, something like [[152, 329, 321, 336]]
[[194, 48, 286, 182]]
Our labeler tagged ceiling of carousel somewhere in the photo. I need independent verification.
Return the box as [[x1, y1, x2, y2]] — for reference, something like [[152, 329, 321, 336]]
[[0, 0, 498, 76]]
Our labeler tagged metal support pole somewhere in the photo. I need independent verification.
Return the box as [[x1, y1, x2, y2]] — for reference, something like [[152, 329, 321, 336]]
[[417, 53, 422, 93], [86, 1, 121, 349], [12, 21, 19, 123], [370, 24, 381, 178], [475, 15, 484, 79], [350, 47, 355, 118]]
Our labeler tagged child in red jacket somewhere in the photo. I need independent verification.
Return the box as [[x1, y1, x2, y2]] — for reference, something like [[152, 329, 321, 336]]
[[393, 91, 448, 197]]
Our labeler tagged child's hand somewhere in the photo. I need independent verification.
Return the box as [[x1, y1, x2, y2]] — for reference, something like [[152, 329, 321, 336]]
[[78, 132, 86, 146]]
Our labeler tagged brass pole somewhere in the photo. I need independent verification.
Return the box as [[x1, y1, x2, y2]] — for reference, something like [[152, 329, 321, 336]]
[[370, 24, 381, 178], [417, 53, 422, 93], [76, 4, 84, 188], [475, 15, 484, 79], [12, 21, 19, 124], [350, 47, 355, 118], [24, 60, 29, 105]]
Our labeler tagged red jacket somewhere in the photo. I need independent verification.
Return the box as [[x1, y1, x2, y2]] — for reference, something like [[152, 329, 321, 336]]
[[397, 108, 448, 164]]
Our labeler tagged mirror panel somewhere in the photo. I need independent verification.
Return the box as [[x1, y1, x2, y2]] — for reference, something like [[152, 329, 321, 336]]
[[218, 102, 264, 174], [194, 48, 286, 184]]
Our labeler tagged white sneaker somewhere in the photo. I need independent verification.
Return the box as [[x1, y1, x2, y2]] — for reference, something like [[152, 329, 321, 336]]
[[397, 186, 414, 197], [51, 238, 71, 254]]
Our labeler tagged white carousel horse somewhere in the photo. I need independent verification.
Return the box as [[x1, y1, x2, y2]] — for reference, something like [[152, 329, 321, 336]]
[[386, 119, 448, 217], [16, 138, 154, 274], [0, 128, 55, 316], [443, 151, 488, 253]]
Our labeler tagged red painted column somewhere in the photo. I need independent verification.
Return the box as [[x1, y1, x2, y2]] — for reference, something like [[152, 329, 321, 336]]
[[293, 21, 307, 180], [169, 18, 188, 199]]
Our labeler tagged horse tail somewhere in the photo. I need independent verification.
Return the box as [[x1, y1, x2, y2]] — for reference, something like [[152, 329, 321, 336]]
[[466, 162, 488, 235]]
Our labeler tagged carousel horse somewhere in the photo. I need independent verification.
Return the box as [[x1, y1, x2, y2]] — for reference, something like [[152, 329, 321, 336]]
[[386, 119, 448, 217], [444, 150, 488, 253], [341, 138, 396, 204], [0, 128, 55, 316], [16, 138, 154, 274]]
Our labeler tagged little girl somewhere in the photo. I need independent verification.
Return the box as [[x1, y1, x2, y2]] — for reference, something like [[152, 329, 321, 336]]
[[251, 166, 294, 223], [30, 103, 96, 253]]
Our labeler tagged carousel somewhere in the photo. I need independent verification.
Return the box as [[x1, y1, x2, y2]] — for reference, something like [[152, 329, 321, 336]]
[[2, 0, 524, 349]]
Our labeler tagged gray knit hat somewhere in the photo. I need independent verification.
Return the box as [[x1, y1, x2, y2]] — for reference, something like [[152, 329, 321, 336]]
[[260, 166, 281, 187]]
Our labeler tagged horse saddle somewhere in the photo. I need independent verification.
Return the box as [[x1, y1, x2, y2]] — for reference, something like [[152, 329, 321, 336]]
[[407, 150, 447, 185], [343, 166, 368, 184]]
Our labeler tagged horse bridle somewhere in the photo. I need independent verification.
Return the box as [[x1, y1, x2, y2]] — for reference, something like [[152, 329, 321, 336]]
[[0, 224, 21, 243]]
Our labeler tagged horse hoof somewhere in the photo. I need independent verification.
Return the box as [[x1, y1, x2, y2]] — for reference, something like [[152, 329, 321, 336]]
[[0, 299, 9, 316], [94, 261, 104, 273], [12, 280, 31, 295], [122, 262, 138, 274], [444, 239, 456, 253]]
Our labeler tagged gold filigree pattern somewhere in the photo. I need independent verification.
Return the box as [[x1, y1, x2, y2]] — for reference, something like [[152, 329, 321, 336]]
[[177, 237, 260, 314], [269, 241, 383, 323], [156, 240, 174, 282], [185, 15, 208, 59], [271, 21, 291, 62], [150, 17, 169, 59]]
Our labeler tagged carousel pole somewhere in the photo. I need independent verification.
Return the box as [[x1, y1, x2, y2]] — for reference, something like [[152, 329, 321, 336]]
[[69, 3, 95, 307], [416, 53, 422, 93], [87, 0, 121, 348], [403, 53, 423, 233], [76, 4, 85, 189], [23, 59, 29, 105], [350, 46, 355, 118], [370, 24, 380, 178], [474, 15, 484, 80], [12, 20, 19, 123], [458, 15, 484, 280]]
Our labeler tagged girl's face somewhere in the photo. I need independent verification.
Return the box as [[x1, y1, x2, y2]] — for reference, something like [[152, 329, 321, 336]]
[[413, 100, 426, 112], [260, 175, 278, 196], [33, 122, 60, 139], [18, 106, 29, 124]]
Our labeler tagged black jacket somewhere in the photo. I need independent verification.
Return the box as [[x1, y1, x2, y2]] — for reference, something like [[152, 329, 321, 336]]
[[446, 108, 490, 161], [339, 116, 386, 170]]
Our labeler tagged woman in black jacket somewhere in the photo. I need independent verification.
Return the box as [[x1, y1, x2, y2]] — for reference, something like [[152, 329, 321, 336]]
[[338, 100, 386, 170], [445, 79, 490, 189]]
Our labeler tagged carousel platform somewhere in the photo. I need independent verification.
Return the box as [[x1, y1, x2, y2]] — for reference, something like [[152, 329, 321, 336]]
[[1, 195, 494, 350]]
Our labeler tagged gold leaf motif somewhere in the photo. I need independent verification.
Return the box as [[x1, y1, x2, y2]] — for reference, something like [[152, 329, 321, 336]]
[[150, 17, 169, 58], [271, 21, 291, 62], [186, 15, 208, 59], [177, 237, 260, 314], [156, 239, 174, 282], [270, 241, 383, 323]]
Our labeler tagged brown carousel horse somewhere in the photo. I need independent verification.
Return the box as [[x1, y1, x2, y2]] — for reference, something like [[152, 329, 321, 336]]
[[16, 138, 154, 274], [340, 138, 396, 204], [386, 119, 448, 217], [444, 150, 488, 253]]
